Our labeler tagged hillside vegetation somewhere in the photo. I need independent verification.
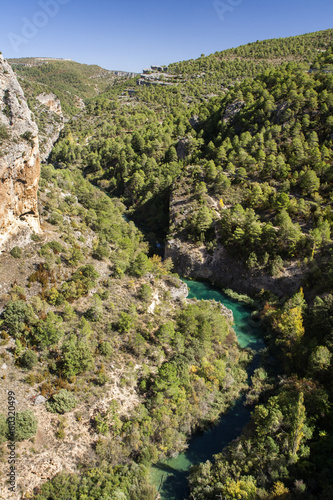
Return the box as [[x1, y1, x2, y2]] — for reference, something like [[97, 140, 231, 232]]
[[1, 28, 333, 499], [167, 28, 333, 98], [9, 58, 137, 116], [0, 165, 247, 498]]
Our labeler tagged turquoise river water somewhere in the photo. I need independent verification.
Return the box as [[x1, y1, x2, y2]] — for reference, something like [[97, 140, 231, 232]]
[[150, 278, 265, 500]]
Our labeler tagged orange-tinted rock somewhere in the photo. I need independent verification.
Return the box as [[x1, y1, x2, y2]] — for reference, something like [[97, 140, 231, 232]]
[[0, 53, 41, 251]]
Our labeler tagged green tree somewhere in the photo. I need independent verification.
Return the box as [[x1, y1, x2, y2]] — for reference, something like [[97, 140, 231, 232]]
[[61, 336, 94, 378], [288, 392, 307, 463], [138, 284, 152, 303], [309, 346, 332, 373], [117, 312, 134, 333], [301, 170, 320, 194], [156, 322, 175, 343], [3, 300, 36, 339], [195, 206, 213, 239], [130, 253, 152, 277], [34, 312, 64, 347], [99, 341, 113, 358], [204, 160, 217, 181]]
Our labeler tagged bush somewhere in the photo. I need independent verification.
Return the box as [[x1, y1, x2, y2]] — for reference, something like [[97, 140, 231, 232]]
[[61, 336, 94, 378], [99, 341, 113, 358], [20, 349, 38, 369], [10, 246, 22, 259], [69, 265, 100, 295], [21, 130, 35, 147], [15, 410, 38, 441], [3, 300, 35, 338], [93, 241, 110, 260], [0, 414, 8, 444], [117, 312, 134, 333], [48, 212, 63, 225], [46, 389, 77, 414], [130, 252, 152, 277], [48, 241, 63, 254], [0, 125, 9, 140], [138, 284, 152, 303]]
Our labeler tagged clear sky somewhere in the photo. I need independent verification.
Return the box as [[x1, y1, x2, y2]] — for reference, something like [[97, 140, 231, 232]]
[[1, 0, 333, 72]]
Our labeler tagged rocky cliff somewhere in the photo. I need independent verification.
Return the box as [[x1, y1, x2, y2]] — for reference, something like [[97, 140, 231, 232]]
[[0, 53, 41, 251], [35, 92, 64, 161]]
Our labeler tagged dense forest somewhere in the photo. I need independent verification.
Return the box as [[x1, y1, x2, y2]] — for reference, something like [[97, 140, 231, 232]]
[[1, 28, 333, 499]]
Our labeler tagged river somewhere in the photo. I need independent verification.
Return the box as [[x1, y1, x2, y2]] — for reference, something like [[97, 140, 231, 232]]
[[150, 278, 265, 500]]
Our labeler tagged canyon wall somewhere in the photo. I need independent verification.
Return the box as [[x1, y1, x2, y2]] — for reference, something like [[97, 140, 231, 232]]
[[0, 53, 41, 251]]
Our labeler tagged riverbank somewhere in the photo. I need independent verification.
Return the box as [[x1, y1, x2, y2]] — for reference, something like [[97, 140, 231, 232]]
[[150, 278, 265, 500]]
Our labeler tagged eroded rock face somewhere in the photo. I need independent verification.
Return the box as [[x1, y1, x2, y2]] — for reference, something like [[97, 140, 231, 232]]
[[36, 92, 62, 115], [222, 100, 245, 123], [0, 53, 41, 251], [35, 92, 64, 161]]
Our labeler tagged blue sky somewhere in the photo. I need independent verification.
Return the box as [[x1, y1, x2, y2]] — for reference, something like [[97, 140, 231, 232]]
[[1, 0, 333, 72]]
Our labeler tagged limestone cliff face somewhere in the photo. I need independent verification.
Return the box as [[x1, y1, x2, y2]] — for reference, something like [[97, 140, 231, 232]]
[[0, 53, 41, 251], [36, 92, 62, 115], [35, 92, 64, 161]]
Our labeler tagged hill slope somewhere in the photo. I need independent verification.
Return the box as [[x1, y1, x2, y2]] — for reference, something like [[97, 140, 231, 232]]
[[167, 28, 333, 97], [8, 57, 138, 116]]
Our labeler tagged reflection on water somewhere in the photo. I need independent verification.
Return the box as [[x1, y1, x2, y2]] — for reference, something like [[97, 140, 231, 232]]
[[150, 279, 265, 500]]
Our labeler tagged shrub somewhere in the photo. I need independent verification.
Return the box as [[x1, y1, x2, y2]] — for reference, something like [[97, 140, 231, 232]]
[[15, 410, 38, 441], [10, 246, 22, 259], [40, 241, 63, 257], [138, 284, 152, 302], [96, 365, 109, 386], [61, 336, 94, 378], [48, 241, 63, 254], [3, 300, 36, 338], [93, 241, 110, 260], [99, 341, 113, 358], [20, 349, 38, 369], [0, 125, 9, 140], [46, 389, 77, 414], [48, 212, 63, 225], [20, 130, 35, 147], [69, 265, 100, 295], [117, 312, 133, 333], [0, 414, 8, 444], [130, 252, 152, 277]]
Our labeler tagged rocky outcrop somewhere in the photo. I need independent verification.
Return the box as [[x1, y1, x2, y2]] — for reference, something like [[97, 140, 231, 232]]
[[165, 237, 303, 298], [189, 115, 200, 128], [36, 92, 62, 115], [0, 53, 41, 251], [35, 92, 64, 161], [222, 100, 245, 123]]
